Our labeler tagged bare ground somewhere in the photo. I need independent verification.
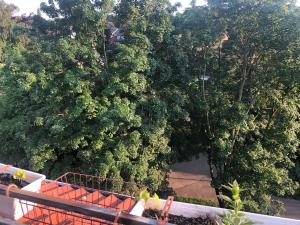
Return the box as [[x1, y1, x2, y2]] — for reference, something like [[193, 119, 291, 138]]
[[169, 154, 218, 203]]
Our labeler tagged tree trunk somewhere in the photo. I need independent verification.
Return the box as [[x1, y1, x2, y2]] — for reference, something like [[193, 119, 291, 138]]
[[238, 63, 247, 101], [102, 29, 108, 68], [216, 187, 225, 208], [207, 146, 225, 208]]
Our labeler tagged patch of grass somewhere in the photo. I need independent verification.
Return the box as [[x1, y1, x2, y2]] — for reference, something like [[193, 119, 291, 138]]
[[174, 196, 218, 207]]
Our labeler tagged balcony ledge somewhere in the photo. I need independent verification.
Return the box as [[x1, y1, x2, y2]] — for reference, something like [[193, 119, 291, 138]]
[[160, 199, 300, 225]]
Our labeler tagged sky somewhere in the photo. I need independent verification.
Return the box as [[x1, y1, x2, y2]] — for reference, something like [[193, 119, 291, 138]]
[[5, 0, 205, 15], [4, 0, 300, 15]]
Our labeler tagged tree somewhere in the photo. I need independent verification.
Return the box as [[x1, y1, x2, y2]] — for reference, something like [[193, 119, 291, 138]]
[[0, 0, 18, 63], [0, 0, 171, 191], [169, 0, 300, 214], [118, 0, 195, 163], [1, 0, 300, 215]]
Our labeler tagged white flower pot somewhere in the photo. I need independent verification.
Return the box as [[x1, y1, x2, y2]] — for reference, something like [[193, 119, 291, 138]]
[[0, 163, 46, 220], [130, 199, 146, 216]]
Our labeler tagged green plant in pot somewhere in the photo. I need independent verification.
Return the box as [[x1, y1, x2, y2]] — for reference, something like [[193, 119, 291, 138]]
[[12, 169, 27, 187], [139, 190, 161, 209], [217, 180, 253, 225]]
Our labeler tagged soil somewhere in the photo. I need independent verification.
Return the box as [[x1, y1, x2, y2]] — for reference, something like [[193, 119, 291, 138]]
[[143, 209, 216, 225], [0, 173, 29, 188]]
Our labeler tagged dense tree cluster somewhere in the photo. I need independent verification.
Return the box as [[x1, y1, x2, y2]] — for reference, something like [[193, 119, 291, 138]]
[[0, 0, 299, 215], [172, 1, 300, 214]]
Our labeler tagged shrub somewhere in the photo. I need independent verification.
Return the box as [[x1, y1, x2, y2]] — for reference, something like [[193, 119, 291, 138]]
[[174, 196, 218, 207]]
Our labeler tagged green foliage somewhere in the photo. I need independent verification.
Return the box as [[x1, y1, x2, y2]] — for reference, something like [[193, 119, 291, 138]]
[[167, 0, 300, 215], [0, 0, 17, 62], [13, 169, 26, 180], [243, 195, 284, 217], [146, 193, 161, 209], [217, 181, 252, 225], [0, 0, 299, 216], [291, 152, 300, 199], [174, 196, 218, 207], [138, 190, 161, 209], [0, 0, 171, 192], [139, 190, 150, 201]]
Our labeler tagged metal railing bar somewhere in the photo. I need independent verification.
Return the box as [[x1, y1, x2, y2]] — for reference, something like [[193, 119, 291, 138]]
[[47, 179, 134, 200]]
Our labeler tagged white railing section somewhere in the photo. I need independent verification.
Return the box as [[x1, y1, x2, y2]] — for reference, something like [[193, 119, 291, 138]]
[[160, 199, 300, 225]]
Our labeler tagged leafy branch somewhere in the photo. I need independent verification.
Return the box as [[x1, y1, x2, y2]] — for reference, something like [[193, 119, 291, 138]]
[[217, 180, 253, 225]]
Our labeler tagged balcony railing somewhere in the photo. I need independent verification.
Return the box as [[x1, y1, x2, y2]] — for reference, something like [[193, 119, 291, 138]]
[[0, 184, 174, 225]]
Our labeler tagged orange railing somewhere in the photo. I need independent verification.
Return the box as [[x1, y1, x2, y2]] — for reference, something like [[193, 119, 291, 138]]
[[0, 171, 174, 225]]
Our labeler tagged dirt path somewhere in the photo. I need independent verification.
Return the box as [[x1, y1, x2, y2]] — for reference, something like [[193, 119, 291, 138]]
[[169, 154, 218, 202], [168, 154, 300, 219]]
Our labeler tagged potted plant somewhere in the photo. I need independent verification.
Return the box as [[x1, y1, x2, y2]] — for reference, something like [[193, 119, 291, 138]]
[[0, 163, 46, 220], [130, 190, 163, 216]]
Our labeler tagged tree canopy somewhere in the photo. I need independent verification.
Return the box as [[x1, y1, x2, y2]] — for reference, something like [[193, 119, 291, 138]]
[[0, 0, 299, 215]]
